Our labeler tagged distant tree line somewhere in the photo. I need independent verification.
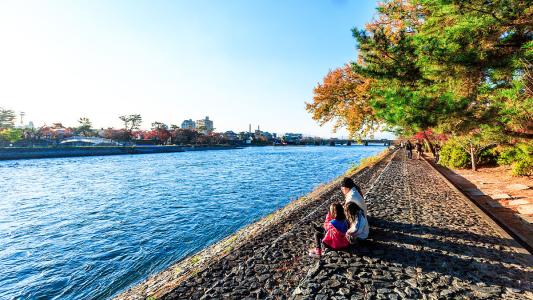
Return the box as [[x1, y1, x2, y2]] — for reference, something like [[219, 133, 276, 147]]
[[0, 112, 230, 146]]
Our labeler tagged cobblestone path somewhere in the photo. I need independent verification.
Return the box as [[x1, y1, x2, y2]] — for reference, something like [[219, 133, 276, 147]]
[[293, 151, 532, 300], [163, 150, 532, 300]]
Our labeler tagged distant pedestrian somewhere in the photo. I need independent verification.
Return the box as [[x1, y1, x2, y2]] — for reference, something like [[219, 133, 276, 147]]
[[406, 141, 413, 159], [415, 140, 423, 160], [434, 144, 441, 163], [340, 177, 367, 217], [344, 201, 369, 244], [309, 203, 349, 257]]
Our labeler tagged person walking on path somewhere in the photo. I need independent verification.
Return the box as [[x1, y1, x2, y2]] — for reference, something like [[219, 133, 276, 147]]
[[309, 203, 349, 257], [415, 140, 423, 160], [434, 144, 441, 163], [341, 177, 367, 217], [406, 140, 413, 159]]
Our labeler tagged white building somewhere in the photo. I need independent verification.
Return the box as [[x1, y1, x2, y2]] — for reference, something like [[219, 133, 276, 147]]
[[181, 119, 196, 130], [196, 116, 214, 134]]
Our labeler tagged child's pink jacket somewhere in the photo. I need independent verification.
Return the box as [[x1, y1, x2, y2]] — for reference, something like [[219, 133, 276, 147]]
[[322, 213, 350, 249]]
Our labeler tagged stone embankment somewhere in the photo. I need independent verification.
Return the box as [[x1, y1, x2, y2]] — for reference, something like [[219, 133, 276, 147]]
[[117, 150, 532, 300]]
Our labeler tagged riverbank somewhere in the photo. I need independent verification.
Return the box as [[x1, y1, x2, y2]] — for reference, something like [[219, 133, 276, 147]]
[[0, 145, 239, 160], [116, 149, 532, 300], [115, 149, 393, 299]]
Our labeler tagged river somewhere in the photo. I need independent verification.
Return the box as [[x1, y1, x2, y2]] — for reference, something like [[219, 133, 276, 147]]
[[0, 145, 385, 299]]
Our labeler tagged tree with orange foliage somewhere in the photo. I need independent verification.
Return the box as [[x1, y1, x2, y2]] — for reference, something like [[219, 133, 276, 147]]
[[305, 64, 378, 139]]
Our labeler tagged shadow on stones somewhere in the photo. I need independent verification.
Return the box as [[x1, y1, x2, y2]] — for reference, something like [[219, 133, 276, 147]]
[[334, 217, 533, 291]]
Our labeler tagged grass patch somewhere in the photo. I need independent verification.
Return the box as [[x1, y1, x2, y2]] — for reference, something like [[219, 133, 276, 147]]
[[225, 235, 237, 244], [190, 256, 200, 265], [174, 266, 183, 275], [346, 150, 388, 175], [223, 245, 234, 254]]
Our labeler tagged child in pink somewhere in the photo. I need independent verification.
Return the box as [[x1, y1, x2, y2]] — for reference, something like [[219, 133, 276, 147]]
[[309, 202, 350, 257]]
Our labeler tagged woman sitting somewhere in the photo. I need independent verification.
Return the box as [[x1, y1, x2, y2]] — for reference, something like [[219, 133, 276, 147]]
[[309, 203, 349, 257], [344, 201, 369, 244]]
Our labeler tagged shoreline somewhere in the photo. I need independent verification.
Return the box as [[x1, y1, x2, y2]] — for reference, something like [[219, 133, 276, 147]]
[[114, 149, 393, 299], [0, 145, 240, 161], [0, 144, 388, 161]]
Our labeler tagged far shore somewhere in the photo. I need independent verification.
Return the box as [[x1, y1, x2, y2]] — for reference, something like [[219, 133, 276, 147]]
[[0, 143, 389, 161], [0, 145, 239, 161]]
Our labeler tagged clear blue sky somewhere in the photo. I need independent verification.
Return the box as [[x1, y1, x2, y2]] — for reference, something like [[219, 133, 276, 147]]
[[0, 0, 389, 138]]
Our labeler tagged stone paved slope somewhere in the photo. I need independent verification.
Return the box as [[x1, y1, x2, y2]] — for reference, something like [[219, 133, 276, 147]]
[[159, 151, 393, 300], [293, 151, 532, 299]]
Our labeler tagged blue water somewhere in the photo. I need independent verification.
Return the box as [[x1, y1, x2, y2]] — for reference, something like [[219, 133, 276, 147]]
[[0, 145, 385, 299]]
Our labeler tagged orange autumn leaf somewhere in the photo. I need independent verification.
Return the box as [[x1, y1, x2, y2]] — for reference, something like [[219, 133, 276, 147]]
[[305, 64, 378, 138]]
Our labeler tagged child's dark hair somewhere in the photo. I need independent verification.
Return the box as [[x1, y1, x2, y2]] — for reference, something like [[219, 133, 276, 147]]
[[342, 177, 364, 197], [344, 202, 362, 224], [330, 203, 346, 220]]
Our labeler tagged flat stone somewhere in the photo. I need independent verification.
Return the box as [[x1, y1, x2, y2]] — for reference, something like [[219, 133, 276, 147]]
[[440, 289, 455, 297], [492, 193, 512, 200], [377, 288, 391, 294], [507, 184, 530, 191], [307, 262, 321, 277], [405, 279, 417, 288], [292, 287, 303, 295], [404, 287, 415, 297], [505, 287, 522, 293], [517, 204, 533, 215], [508, 199, 530, 206], [338, 288, 350, 296], [326, 279, 342, 288]]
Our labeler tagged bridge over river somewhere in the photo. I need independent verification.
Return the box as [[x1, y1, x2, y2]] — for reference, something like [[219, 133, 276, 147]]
[[328, 139, 396, 146]]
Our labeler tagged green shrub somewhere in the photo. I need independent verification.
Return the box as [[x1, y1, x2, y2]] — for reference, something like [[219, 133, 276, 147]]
[[512, 160, 532, 176], [498, 143, 532, 176], [478, 147, 498, 166], [438, 140, 470, 169], [497, 147, 517, 166]]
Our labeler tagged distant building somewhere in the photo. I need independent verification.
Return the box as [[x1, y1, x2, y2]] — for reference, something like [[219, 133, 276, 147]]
[[262, 132, 273, 141], [224, 131, 238, 141], [181, 119, 196, 130], [254, 129, 274, 142], [196, 116, 214, 134], [15, 121, 34, 130], [282, 133, 303, 144]]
